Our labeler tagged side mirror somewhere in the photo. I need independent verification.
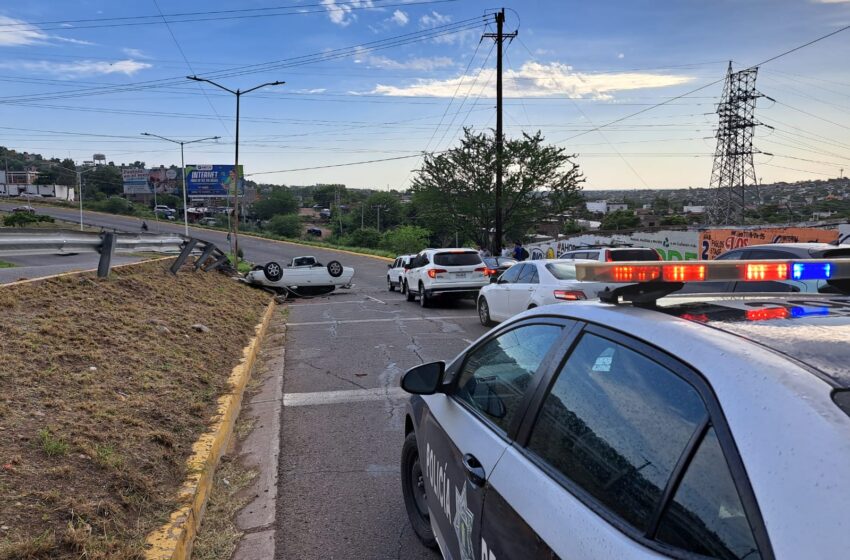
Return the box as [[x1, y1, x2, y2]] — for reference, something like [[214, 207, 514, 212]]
[[401, 361, 445, 395]]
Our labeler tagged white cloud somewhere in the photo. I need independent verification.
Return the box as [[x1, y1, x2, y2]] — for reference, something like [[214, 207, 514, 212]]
[[122, 47, 148, 58], [419, 10, 451, 27], [359, 53, 455, 71], [0, 59, 152, 77], [534, 48, 554, 56], [371, 61, 694, 99], [296, 88, 327, 94], [321, 0, 374, 27], [0, 15, 94, 47], [618, 53, 625, 59], [391, 9, 409, 26]]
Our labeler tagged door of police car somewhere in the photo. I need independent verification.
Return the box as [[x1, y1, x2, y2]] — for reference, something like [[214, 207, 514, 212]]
[[417, 320, 569, 560]]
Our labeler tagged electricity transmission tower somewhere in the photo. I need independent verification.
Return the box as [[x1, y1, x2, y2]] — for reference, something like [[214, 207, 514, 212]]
[[708, 62, 770, 225]]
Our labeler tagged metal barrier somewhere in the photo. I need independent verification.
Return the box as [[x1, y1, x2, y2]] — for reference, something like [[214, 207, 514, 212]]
[[0, 228, 228, 278]]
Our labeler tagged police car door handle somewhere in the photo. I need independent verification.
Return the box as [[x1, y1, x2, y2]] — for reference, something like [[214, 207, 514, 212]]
[[462, 454, 486, 487]]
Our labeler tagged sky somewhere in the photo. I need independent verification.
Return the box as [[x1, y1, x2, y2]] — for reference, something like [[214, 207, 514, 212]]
[[0, 0, 849, 191]]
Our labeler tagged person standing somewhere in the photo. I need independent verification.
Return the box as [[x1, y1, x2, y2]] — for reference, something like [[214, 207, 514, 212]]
[[477, 245, 491, 258], [513, 240, 529, 261]]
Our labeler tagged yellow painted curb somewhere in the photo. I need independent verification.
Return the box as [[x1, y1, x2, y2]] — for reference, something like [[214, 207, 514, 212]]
[[144, 299, 277, 560], [0, 256, 175, 288]]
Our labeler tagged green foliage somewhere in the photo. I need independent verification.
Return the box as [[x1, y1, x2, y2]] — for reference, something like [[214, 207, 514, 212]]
[[154, 193, 180, 209], [266, 214, 302, 237], [363, 192, 403, 230], [380, 225, 431, 255], [311, 184, 343, 208], [411, 128, 584, 251], [561, 220, 583, 235], [37, 428, 69, 457], [2, 213, 54, 227], [252, 188, 298, 219], [660, 215, 688, 226], [88, 197, 137, 215], [346, 227, 381, 248], [601, 210, 640, 231]]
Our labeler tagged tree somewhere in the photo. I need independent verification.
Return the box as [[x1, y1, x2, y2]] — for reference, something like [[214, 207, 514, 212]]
[[362, 192, 402, 231], [381, 226, 431, 255], [411, 129, 584, 251], [346, 227, 381, 248], [252, 188, 298, 220], [601, 210, 640, 231], [562, 220, 583, 235], [312, 184, 343, 209], [660, 215, 688, 226], [266, 214, 302, 237]]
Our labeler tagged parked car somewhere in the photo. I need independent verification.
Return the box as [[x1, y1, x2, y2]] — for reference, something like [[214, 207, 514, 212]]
[[306, 227, 322, 237], [387, 254, 415, 292], [198, 217, 218, 226], [404, 249, 489, 307], [243, 255, 354, 295], [559, 247, 661, 262], [481, 256, 517, 281], [476, 259, 615, 325], [400, 257, 850, 560], [11, 205, 36, 214]]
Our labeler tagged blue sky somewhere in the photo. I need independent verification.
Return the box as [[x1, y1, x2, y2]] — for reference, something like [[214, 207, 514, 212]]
[[1, 0, 849, 190]]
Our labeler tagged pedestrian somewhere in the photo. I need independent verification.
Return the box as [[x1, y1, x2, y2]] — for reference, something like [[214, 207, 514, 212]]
[[141, 220, 148, 232], [477, 245, 490, 258], [513, 240, 529, 261]]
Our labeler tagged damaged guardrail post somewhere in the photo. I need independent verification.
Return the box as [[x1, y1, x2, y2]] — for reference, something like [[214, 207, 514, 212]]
[[169, 238, 198, 275], [194, 243, 218, 271], [204, 252, 231, 271], [97, 232, 117, 278]]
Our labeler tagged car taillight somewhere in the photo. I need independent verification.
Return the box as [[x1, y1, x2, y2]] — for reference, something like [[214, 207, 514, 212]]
[[474, 267, 487, 274], [427, 268, 448, 278], [554, 290, 586, 301], [482, 268, 498, 276]]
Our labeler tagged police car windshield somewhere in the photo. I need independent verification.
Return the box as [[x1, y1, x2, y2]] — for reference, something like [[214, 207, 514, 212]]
[[659, 297, 850, 388]]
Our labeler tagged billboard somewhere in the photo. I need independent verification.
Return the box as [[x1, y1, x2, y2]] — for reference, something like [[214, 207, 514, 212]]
[[525, 230, 700, 261], [122, 167, 179, 195], [699, 227, 839, 260], [185, 164, 243, 198]]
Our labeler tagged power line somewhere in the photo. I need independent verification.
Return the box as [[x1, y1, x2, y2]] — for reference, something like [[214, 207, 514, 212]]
[[246, 153, 435, 176]]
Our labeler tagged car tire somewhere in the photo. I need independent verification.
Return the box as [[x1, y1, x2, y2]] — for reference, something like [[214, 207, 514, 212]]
[[264, 261, 283, 282], [419, 284, 430, 308], [478, 297, 494, 326], [401, 280, 407, 295], [388, 277, 395, 292], [406, 282, 416, 302], [401, 432, 438, 549], [327, 260, 343, 278]]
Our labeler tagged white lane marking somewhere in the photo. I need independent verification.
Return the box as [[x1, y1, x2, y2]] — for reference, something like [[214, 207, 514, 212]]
[[283, 387, 408, 407], [287, 315, 474, 327], [462, 338, 474, 344], [365, 295, 386, 304]]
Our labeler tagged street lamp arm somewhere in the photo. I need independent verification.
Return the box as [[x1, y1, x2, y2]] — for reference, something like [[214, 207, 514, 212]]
[[184, 135, 221, 145], [187, 75, 237, 95], [141, 132, 178, 145], [242, 81, 285, 95]]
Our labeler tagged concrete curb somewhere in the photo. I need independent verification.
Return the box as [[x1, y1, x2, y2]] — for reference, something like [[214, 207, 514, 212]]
[[144, 299, 277, 560], [0, 256, 175, 288]]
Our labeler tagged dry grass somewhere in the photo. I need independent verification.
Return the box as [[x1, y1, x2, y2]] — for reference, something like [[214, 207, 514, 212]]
[[0, 259, 270, 559]]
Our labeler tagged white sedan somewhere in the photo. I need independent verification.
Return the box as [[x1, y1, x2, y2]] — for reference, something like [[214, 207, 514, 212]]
[[244, 255, 354, 295], [476, 259, 614, 325]]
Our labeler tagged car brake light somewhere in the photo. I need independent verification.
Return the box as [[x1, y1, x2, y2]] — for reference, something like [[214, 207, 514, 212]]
[[474, 267, 486, 273], [482, 268, 498, 276], [554, 290, 586, 301], [746, 307, 789, 321], [427, 268, 448, 278], [745, 263, 788, 281], [663, 264, 706, 282]]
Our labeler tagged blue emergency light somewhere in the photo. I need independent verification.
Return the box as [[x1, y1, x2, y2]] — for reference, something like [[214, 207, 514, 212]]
[[790, 262, 832, 281]]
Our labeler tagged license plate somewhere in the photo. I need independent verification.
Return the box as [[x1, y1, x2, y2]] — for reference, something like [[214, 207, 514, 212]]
[[454, 272, 467, 278]]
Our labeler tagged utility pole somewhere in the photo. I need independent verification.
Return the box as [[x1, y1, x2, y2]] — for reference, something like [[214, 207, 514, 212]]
[[141, 133, 220, 236], [372, 205, 385, 232], [188, 76, 285, 265], [484, 8, 517, 255]]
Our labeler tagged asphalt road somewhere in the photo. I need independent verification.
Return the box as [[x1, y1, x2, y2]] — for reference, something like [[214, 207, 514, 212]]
[[2, 204, 490, 559]]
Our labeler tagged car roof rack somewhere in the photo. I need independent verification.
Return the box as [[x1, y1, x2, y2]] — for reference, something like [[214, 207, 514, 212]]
[[575, 259, 850, 306]]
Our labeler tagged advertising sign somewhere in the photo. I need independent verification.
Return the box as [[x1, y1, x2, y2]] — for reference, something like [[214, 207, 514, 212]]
[[185, 164, 243, 198], [122, 167, 180, 195], [699, 227, 839, 260], [122, 168, 150, 195]]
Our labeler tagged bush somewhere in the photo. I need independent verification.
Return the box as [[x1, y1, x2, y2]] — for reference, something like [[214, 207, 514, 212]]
[[380, 225, 431, 255], [2, 213, 54, 227], [88, 197, 137, 216], [345, 227, 381, 248], [265, 214, 302, 237]]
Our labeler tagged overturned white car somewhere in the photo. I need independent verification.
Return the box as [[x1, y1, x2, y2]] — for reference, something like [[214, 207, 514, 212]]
[[243, 255, 354, 295]]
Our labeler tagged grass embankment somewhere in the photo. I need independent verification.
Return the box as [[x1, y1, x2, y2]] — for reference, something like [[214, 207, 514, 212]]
[[0, 259, 270, 559], [0, 261, 13, 269]]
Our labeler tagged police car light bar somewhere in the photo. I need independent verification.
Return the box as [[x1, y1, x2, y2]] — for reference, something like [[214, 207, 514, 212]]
[[574, 259, 850, 284]]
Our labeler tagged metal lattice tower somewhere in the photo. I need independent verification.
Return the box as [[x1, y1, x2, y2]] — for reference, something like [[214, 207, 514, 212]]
[[708, 62, 764, 225]]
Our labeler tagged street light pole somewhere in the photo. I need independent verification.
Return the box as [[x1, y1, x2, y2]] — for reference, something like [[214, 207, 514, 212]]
[[141, 133, 220, 236], [187, 76, 284, 265]]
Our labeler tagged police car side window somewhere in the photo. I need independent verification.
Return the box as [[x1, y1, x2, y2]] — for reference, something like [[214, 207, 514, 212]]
[[526, 332, 707, 532], [454, 324, 562, 434], [656, 427, 761, 559]]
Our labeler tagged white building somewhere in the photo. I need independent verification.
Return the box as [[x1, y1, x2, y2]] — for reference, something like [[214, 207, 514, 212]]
[[683, 205, 706, 214], [586, 200, 629, 214]]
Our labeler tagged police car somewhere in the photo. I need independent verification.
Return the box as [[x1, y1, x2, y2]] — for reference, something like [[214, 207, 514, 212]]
[[400, 258, 850, 560]]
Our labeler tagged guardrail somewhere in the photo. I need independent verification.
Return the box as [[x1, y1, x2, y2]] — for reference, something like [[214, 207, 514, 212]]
[[0, 228, 230, 278]]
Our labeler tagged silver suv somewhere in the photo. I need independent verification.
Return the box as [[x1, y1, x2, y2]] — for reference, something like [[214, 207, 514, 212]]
[[405, 248, 488, 307], [559, 247, 661, 262]]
